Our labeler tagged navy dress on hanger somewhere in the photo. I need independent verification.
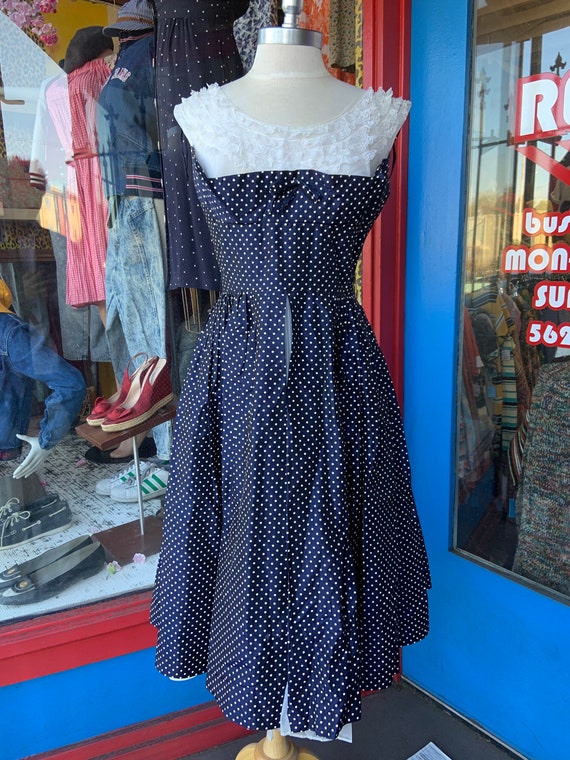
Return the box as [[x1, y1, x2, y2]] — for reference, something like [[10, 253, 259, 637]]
[[154, 0, 249, 290]]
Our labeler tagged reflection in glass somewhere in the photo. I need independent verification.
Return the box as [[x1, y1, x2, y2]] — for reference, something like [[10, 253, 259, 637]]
[[455, 1, 570, 598], [0, 10, 160, 625]]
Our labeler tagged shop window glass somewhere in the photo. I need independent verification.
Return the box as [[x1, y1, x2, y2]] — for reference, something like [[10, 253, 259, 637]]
[[455, 1, 570, 599], [0, 2, 223, 624]]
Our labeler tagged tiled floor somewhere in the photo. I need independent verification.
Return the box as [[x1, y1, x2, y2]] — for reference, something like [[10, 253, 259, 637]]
[[187, 681, 523, 760], [0, 432, 161, 624]]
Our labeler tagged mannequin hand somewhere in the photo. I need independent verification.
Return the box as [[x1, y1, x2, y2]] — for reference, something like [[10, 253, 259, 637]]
[[12, 435, 52, 479]]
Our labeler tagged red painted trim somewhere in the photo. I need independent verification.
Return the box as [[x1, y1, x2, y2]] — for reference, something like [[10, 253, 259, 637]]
[[26, 701, 253, 760], [0, 591, 155, 687], [361, 0, 411, 405], [27, 691, 384, 760]]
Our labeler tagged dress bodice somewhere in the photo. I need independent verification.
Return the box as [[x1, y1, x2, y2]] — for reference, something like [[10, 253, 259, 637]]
[[191, 156, 391, 301], [175, 83, 410, 177]]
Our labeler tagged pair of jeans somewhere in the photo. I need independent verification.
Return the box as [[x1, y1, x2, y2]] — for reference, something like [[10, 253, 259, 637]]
[[0, 313, 86, 453], [105, 196, 171, 459]]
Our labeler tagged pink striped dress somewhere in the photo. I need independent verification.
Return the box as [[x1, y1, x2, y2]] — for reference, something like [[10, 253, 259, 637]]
[[46, 59, 109, 308]]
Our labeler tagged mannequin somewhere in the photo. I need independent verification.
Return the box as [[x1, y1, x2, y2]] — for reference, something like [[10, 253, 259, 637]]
[[152, 3, 429, 758], [227, 22, 350, 760], [200, 20, 354, 760], [0, 278, 86, 479], [220, 43, 362, 128], [175, 21, 405, 179]]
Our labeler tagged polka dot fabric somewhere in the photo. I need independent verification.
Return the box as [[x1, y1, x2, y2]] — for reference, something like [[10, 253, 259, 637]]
[[155, 0, 249, 290], [151, 105, 431, 741]]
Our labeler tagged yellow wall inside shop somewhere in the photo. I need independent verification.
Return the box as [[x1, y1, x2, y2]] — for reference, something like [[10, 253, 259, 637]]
[[43, 1, 119, 64]]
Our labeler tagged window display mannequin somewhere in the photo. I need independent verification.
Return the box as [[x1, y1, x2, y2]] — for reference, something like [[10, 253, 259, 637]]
[[96, 0, 171, 461], [0, 278, 86, 479], [151, 4, 430, 758]]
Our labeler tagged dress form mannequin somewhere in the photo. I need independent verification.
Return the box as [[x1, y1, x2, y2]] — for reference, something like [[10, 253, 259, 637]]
[[236, 728, 317, 760], [178, 3, 397, 181], [234, 9, 336, 760], [220, 41, 363, 129], [153, 1, 427, 757]]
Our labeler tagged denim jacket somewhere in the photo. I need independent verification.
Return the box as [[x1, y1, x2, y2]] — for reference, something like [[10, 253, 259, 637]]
[[0, 313, 86, 452], [97, 33, 162, 201]]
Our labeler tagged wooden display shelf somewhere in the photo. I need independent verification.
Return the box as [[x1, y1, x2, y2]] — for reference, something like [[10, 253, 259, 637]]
[[76, 401, 177, 536], [94, 515, 163, 566], [75, 402, 177, 451]]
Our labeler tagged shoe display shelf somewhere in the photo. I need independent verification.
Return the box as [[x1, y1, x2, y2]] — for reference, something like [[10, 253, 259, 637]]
[[76, 402, 177, 549]]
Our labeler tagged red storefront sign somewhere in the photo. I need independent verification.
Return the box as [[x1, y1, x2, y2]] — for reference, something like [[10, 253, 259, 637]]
[[514, 71, 570, 185]]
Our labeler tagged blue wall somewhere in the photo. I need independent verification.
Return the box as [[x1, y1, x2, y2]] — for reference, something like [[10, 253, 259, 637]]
[[3, 649, 211, 760], [403, 2, 570, 759]]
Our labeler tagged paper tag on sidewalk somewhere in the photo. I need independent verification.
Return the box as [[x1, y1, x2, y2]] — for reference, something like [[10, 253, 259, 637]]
[[406, 742, 453, 760]]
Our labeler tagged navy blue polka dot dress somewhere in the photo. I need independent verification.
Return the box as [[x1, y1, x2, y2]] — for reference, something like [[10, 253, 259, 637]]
[[151, 85, 431, 741]]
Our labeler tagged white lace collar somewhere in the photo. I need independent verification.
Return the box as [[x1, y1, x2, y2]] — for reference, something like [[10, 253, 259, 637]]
[[174, 82, 410, 178]]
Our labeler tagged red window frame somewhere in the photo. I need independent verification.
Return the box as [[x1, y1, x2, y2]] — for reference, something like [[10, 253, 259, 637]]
[[361, 0, 411, 405]]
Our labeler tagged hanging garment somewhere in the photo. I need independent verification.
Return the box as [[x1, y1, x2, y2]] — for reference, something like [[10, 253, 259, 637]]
[[458, 308, 493, 496], [233, 0, 274, 72], [329, 0, 356, 71], [97, 33, 171, 459], [97, 33, 162, 201], [45, 59, 109, 308], [151, 85, 430, 741], [513, 361, 570, 595], [30, 78, 108, 361], [154, 0, 249, 290]]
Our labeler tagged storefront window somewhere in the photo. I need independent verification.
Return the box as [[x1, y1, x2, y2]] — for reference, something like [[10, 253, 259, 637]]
[[455, 1, 570, 599], [0, 4, 166, 625], [0, 0, 257, 624]]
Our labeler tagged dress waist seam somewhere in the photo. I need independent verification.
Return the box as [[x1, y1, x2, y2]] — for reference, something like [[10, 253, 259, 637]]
[[219, 290, 356, 302]]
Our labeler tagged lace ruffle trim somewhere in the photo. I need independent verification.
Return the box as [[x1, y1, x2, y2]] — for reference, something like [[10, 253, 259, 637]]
[[174, 83, 410, 174]]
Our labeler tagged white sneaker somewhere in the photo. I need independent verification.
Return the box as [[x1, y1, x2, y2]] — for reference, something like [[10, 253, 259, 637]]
[[95, 460, 154, 497], [109, 466, 169, 503]]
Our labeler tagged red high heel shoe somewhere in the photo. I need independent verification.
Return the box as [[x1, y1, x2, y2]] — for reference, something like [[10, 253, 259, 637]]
[[100, 358, 174, 432], [86, 354, 157, 426]]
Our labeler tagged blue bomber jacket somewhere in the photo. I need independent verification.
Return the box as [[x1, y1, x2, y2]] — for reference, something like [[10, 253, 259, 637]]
[[97, 32, 163, 201]]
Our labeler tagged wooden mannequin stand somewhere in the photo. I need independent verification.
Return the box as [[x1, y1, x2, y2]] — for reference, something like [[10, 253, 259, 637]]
[[236, 729, 319, 760]]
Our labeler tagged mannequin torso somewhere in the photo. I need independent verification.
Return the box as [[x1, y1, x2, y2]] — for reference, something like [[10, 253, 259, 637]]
[[153, 32, 430, 760], [174, 42, 410, 179], [221, 43, 363, 126]]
